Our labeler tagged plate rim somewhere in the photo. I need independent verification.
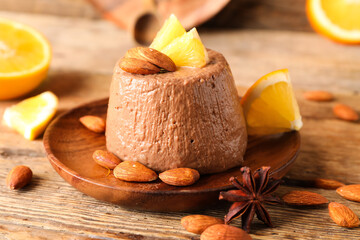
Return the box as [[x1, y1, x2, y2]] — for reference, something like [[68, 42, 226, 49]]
[[43, 98, 301, 196]]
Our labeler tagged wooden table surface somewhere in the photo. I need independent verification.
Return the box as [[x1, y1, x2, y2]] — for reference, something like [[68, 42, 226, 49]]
[[1, 8, 360, 240]]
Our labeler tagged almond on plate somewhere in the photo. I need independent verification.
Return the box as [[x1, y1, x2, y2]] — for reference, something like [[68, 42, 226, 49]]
[[92, 150, 121, 169], [159, 168, 200, 186], [181, 215, 223, 234], [79, 115, 106, 133], [113, 161, 157, 182], [328, 202, 360, 228]]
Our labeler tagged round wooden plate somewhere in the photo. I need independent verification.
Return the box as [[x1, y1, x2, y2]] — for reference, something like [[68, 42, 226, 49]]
[[43, 98, 300, 212]]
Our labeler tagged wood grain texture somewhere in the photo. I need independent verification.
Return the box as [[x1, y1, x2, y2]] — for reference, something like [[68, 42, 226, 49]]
[[0, 11, 360, 240]]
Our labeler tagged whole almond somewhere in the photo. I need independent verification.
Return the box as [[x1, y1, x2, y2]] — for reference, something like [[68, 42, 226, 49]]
[[125, 47, 176, 72], [303, 90, 334, 101], [6, 165, 33, 190], [79, 115, 106, 133], [159, 168, 200, 186], [336, 184, 360, 202], [282, 190, 329, 206], [333, 103, 359, 121], [328, 202, 360, 228], [314, 178, 345, 190], [200, 224, 252, 240], [119, 57, 160, 75], [181, 215, 224, 234], [93, 150, 121, 169], [113, 161, 157, 182]]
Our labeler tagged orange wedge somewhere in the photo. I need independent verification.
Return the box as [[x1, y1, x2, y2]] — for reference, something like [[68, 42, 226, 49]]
[[150, 14, 208, 68], [3, 91, 58, 140], [149, 14, 186, 51], [306, 0, 360, 44], [240, 69, 302, 135], [161, 28, 209, 68]]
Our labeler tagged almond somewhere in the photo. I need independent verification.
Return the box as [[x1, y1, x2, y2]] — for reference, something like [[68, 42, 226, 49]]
[[6, 165, 33, 190], [125, 47, 176, 72], [92, 150, 121, 169], [282, 190, 329, 206], [113, 161, 157, 182], [79, 115, 106, 133], [119, 57, 160, 75], [200, 224, 252, 240], [333, 103, 359, 121], [159, 168, 200, 186], [328, 202, 360, 228], [181, 215, 224, 234], [314, 178, 345, 190], [303, 90, 334, 101], [336, 184, 360, 202]]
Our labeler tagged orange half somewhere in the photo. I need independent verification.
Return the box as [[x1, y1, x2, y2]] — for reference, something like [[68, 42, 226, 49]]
[[306, 0, 360, 44]]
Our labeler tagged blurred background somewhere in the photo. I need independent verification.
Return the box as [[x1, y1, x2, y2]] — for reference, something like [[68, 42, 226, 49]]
[[1, 0, 359, 97], [0, 0, 312, 34]]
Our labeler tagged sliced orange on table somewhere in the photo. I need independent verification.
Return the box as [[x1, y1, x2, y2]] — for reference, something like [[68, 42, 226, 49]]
[[0, 18, 51, 100], [3, 91, 58, 140], [240, 69, 303, 135], [306, 0, 360, 44]]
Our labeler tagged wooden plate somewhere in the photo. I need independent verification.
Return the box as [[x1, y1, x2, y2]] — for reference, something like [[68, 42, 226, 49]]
[[43, 98, 300, 212]]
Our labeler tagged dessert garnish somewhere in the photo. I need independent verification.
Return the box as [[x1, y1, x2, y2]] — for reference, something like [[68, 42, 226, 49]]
[[149, 14, 209, 67], [160, 27, 209, 68], [119, 14, 209, 75], [119, 47, 176, 75], [150, 14, 186, 51], [119, 56, 161, 75], [125, 47, 176, 72], [219, 166, 282, 232], [240, 69, 302, 135]]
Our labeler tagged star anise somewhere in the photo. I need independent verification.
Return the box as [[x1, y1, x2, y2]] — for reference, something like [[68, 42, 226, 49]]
[[219, 166, 282, 232]]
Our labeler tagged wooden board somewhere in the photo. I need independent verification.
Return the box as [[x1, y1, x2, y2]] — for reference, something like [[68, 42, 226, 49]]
[[0, 11, 360, 240]]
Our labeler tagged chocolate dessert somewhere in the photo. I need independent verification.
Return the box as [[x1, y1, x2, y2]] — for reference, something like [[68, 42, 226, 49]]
[[106, 49, 247, 174]]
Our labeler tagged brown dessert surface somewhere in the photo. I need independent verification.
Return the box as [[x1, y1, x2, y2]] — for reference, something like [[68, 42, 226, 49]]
[[106, 49, 247, 174]]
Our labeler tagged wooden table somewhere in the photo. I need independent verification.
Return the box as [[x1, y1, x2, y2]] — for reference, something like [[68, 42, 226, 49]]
[[1, 8, 360, 240]]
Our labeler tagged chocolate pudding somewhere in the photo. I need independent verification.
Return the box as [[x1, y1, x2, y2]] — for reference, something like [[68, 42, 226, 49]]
[[106, 49, 247, 174]]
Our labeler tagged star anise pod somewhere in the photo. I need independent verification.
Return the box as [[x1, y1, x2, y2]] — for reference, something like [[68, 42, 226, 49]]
[[219, 166, 282, 232]]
